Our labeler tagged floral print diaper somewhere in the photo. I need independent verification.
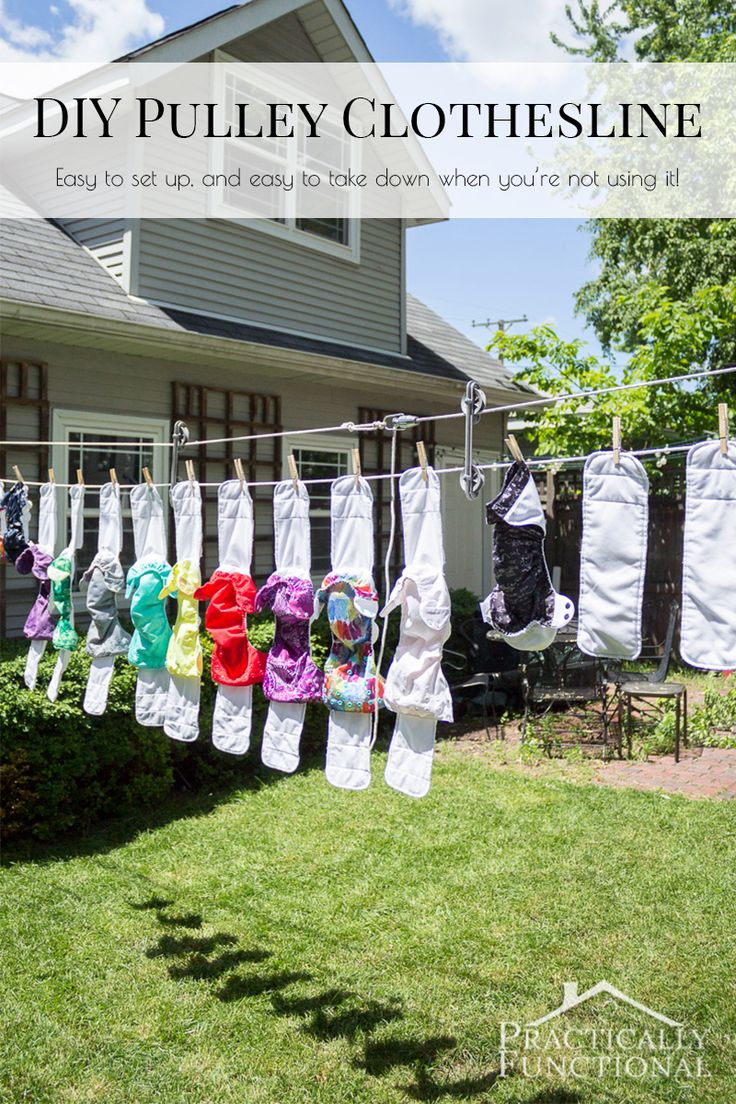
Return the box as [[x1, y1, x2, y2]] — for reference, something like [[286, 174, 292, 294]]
[[316, 572, 383, 713]]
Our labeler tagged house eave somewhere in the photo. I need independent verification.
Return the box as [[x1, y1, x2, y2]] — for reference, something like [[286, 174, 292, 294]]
[[0, 298, 500, 403], [117, 0, 375, 64]]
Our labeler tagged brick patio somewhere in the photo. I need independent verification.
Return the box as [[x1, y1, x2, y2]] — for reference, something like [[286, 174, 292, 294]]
[[593, 747, 736, 799]]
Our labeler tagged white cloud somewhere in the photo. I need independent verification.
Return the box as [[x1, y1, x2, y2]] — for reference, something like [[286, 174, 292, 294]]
[[389, 0, 578, 62], [0, 0, 165, 64]]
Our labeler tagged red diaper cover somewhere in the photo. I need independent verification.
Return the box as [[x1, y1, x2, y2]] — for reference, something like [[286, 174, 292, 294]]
[[194, 570, 267, 687]]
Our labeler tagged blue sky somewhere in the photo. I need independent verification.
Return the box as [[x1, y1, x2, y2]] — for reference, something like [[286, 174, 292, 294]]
[[1, 0, 603, 356]]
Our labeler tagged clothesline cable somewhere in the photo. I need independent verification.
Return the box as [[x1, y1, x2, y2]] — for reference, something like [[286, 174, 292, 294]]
[[1, 364, 733, 453], [371, 425, 399, 750], [413, 363, 736, 428], [0, 441, 713, 492], [0, 418, 392, 451]]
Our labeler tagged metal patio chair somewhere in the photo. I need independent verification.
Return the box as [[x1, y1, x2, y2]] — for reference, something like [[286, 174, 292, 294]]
[[613, 600, 688, 761], [519, 620, 619, 755], [447, 617, 522, 738]]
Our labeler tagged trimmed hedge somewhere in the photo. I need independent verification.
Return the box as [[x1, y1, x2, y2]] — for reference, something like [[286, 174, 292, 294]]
[[1, 589, 478, 843], [1, 617, 310, 843]]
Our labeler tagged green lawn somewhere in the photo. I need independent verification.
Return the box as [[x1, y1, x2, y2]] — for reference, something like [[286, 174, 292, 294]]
[[2, 746, 735, 1104]]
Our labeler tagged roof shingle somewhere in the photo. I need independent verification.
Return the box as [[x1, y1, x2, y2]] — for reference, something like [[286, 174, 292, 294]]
[[0, 215, 528, 394]]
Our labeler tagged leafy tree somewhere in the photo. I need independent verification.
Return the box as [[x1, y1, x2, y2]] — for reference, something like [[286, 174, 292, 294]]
[[552, 1, 736, 62], [551, 3, 736, 394], [574, 220, 736, 377], [488, 279, 736, 457]]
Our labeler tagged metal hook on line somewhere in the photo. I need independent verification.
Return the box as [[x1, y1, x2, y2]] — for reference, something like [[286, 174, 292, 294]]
[[460, 380, 486, 501], [385, 413, 419, 431], [170, 420, 189, 486]]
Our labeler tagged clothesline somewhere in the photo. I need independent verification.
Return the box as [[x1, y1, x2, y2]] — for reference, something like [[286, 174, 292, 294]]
[[413, 363, 736, 428], [0, 364, 733, 452], [0, 441, 704, 490]]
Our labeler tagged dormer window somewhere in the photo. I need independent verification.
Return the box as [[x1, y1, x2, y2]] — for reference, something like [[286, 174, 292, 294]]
[[211, 53, 360, 261]]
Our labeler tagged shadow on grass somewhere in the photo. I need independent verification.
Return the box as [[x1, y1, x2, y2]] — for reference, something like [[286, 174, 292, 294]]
[[217, 970, 313, 1002], [359, 1034, 507, 1100], [156, 911, 203, 929], [360, 1035, 457, 1076], [169, 949, 272, 982], [146, 932, 239, 958], [406, 1070, 502, 1100], [307, 996, 404, 1041], [134, 894, 501, 1101], [130, 896, 174, 911]]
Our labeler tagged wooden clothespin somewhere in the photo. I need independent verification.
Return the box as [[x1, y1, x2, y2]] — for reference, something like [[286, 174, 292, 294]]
[[352, 447, 361, 486], [233, 457, 245, 489], [47, 467, 56, 484], [287, 453, 299, 490], [76, 469, 84, 486], [185, 459, 195, 485], [612, 416, 622, 466], [416, 440, 428, 482], [109, 467, 118, 485], [142, 466, 154, 487], [12, 464, 24, 483], [505, 434, 524, 463], [719, 403, 729, 455]]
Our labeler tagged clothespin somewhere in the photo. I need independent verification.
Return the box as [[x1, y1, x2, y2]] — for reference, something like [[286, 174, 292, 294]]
[[505, 434, 524, 463], [416, 440, 429, 482], [233, 457, 245, 489], [612, 416, 622, 466], [185, 459, 196, 485], [352, 447, 361, 487], [48, 467, 56, 484], [287, 453, 299, 490], [109, 467, 118, 485], [76, 469, 84, 486], [142, 466, 154, 487], [719, 403, 729, 455], [12, 464, 24, 483]]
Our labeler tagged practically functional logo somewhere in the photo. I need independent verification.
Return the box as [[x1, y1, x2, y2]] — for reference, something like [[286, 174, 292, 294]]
[[500, 981, 709, 1082]]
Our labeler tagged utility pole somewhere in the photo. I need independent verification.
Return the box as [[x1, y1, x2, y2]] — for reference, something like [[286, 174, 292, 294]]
[[471, 314, 528, 364]]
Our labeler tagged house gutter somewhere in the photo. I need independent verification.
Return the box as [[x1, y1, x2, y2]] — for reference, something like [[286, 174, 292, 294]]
[[0, 298, 527, 411]]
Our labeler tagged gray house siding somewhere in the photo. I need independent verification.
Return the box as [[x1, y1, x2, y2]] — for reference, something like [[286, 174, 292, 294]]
[[134, 218, 404, 353], [55, 6, 406, 354]]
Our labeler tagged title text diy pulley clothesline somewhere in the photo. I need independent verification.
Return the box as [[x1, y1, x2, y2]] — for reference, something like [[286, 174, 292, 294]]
[[1, 365, 735, 798]]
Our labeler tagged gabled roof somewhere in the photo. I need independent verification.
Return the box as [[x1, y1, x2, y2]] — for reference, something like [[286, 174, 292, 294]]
[[114, 5, 240, 60], [0, 216, 528, 397], [115, 0, 374, 65], [406, 293, 525, 397]]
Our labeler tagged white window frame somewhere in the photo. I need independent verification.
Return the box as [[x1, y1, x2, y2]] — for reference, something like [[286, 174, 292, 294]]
[[51, 409, 170, 604], [209, 50, 361, 264], [282, 433, 352, 580]]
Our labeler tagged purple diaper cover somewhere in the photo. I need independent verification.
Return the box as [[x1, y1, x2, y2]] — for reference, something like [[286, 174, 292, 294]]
[[255, 573, 323, 702], [15, 545, 57, 640]]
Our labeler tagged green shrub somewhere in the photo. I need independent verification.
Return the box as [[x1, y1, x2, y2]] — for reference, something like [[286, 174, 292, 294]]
[[1, 643, 174, 842], [689, 674, 736, 748], [0, 624, 323, 844], [639, 705, 677, 758], [1, 588, 478, 844]]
